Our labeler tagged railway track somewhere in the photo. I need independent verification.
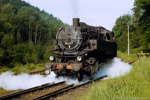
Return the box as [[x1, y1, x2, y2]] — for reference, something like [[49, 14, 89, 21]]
[[28, 70, 46, 75], [0, 81, 65, 100], [129, 60, 137, 65], [33, 75, 107, 100], [0, 75, 107, 100]]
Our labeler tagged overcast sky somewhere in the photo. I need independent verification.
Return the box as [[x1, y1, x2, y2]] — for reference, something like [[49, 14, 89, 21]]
[[23, 0, 134, 30]]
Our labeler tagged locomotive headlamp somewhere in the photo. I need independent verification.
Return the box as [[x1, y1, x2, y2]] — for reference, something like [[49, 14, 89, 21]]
[[73, 64, 80, 71], [77, 56, 82, 61], [49, 56, 54, 61]]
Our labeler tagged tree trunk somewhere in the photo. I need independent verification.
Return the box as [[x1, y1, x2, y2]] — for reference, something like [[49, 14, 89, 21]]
[[31, 24, 32, 42], [39, 29, 41, 43], [29, 13, 31, 42], [17, 19, 23, 42], [35, 25, 38, 45], [17, 28, 21, 42]]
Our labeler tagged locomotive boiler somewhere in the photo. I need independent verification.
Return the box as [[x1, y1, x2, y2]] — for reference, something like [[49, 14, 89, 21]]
[[45, 18, 117, 81]]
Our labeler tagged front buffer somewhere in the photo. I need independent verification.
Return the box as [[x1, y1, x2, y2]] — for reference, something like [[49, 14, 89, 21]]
[[45, 62, 84, 81]]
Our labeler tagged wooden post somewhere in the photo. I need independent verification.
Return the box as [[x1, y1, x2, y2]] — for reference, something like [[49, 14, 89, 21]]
[[128, 23, 130, 55]]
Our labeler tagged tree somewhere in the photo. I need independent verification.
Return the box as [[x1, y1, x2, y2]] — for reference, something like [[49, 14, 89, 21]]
[[0, 0, 67, 66], [1, 34, 14, 64], [133, 0, 150, 51], [113, 14, 132, 51]]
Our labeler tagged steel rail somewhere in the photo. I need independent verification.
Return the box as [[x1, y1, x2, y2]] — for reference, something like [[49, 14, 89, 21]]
[[128, 60, 137, 65], [29, 70, 46, 75], [0, 81, 65, 100], [33, 84, 74, 100], [33, 75, 107, 100]]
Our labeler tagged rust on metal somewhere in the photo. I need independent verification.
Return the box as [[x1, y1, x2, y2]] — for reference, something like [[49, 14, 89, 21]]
[[66, 64, 73, 70], [56, 64, 63, 69], [48, 49, 56, 51]]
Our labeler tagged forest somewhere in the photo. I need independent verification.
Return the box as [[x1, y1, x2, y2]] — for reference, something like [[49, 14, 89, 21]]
[[0, 0, 150, 67], [0, 0, 67, 67], [113, 0, 150, 53]]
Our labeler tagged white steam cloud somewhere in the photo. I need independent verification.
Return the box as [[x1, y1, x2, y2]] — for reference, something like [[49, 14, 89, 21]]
[[0, 72, 79, 90], [92, 58, 132, 79], [0, 58, 131, 90], [70, 0, 79, 18]]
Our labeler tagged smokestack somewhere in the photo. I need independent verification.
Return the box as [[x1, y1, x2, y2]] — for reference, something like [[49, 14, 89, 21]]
[[73, 18, 80, 27]]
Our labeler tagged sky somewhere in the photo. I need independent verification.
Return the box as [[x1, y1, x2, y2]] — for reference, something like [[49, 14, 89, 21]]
[[23, 0, 134, 30]]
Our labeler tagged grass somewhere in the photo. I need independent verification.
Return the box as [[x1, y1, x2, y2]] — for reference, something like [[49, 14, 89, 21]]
[[0, 88, 5, 93], [77, 52, 150, 100], [0, 63, 45, 75], [117, 51, 137, 63]]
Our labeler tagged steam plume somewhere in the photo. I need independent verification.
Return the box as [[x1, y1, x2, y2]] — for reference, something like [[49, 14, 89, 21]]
[[71, 0, 79, 18], [0, 58, 131, 90]]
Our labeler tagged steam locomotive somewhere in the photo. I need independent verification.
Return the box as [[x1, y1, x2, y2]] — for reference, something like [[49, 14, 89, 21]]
[[45, 18, 117, 81]]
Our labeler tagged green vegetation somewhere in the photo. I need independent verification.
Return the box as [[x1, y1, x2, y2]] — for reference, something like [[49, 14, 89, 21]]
[[0, 88, 5, 93], [113, 0, 150, 52], [0, 0, 67, 68], [117, 51, 137, 63], [78, 52, 150, 100], [0, 63, 44, 75], [113, 14, 132, 52]]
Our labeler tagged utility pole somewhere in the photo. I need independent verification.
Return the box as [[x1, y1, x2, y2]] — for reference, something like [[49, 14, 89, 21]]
[[128, 23, 130, 55]]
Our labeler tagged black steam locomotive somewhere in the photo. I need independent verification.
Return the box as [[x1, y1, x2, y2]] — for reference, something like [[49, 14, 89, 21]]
[[45, 18, 117, 81]]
